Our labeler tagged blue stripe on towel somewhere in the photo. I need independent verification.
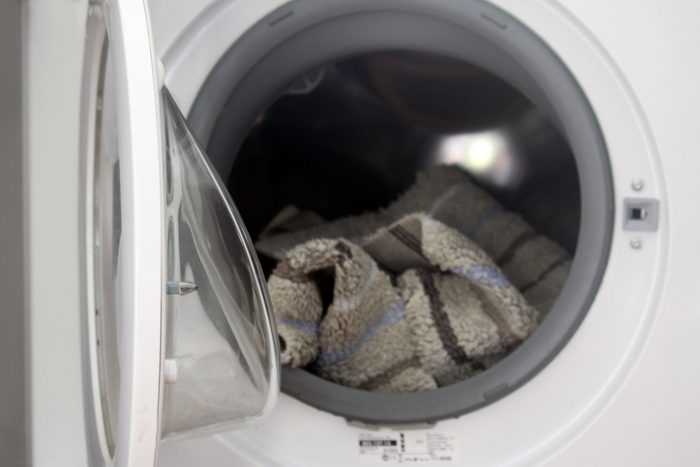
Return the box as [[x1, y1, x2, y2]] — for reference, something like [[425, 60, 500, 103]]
[[451, 265, 510, 288], [317, 299, 405, 367], [279, 318, 319, 336], [464, 205, 503, 238]]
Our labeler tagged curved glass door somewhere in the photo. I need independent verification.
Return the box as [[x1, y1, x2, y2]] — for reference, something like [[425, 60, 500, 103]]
[[89, 32, 121, 460], [160, 89, 279, 440]]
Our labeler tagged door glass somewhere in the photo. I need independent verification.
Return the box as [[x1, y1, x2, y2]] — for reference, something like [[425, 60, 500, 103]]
[[92, 37, 121, 456], [160, 89, 279, 439]]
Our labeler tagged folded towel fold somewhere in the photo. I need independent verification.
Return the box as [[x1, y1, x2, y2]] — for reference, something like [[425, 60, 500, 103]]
[[257, 166, 571, 317], [270, 214, 539, 392]]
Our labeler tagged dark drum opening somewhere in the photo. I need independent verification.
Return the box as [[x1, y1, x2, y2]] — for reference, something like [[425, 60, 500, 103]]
[[229, 51, 580, 264], [188, 0, 613, 425]]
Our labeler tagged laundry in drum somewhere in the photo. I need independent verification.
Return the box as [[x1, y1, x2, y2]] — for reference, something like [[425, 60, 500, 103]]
[[255, 166, 571, 392]]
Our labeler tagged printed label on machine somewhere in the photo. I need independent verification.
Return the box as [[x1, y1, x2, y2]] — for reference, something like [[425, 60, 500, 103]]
[[358, 431, 459, 463]]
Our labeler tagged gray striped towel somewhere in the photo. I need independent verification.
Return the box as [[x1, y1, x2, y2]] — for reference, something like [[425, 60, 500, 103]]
[[269, 214, 539, 392], [257, 166, 571, 317]]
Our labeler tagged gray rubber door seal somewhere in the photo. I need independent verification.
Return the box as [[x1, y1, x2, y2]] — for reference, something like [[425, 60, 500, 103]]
[[188, 0, 614, 425]]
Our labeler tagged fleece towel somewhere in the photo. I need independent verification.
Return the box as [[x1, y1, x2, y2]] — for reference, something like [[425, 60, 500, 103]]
[[257, 166, 571, 317], [270, 214, 538, 392]]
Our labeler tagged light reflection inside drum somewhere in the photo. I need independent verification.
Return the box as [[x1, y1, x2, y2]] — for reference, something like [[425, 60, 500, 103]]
[[435, 131, 520, 188]]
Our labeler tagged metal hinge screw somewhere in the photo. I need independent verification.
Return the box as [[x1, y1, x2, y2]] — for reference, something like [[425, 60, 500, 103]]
[[166, 281, 199, 296]]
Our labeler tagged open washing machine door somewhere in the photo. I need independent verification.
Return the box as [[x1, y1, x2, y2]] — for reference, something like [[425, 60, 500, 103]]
[[80, 1, 280, 466]]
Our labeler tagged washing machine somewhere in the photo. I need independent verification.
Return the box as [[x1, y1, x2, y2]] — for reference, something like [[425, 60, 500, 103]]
[[20, 0, 700, 466]]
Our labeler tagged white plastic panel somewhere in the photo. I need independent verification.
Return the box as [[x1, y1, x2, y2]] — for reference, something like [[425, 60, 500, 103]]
[[102, 0, 165, 465], [26, 0, 91, 465]]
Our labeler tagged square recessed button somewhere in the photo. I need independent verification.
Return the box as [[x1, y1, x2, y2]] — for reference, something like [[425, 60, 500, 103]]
[[630, 207, 647, 220], [623, 198, 659, 232]]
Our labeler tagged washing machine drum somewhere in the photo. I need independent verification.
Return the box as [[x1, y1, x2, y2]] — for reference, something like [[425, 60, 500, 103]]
[[186, 0, 613, 425]]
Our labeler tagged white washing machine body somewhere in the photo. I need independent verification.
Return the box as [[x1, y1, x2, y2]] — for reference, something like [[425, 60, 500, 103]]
[[151, 1, 700, 466], [153, 1, 700, 465], [21, 0, 700, 466]]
